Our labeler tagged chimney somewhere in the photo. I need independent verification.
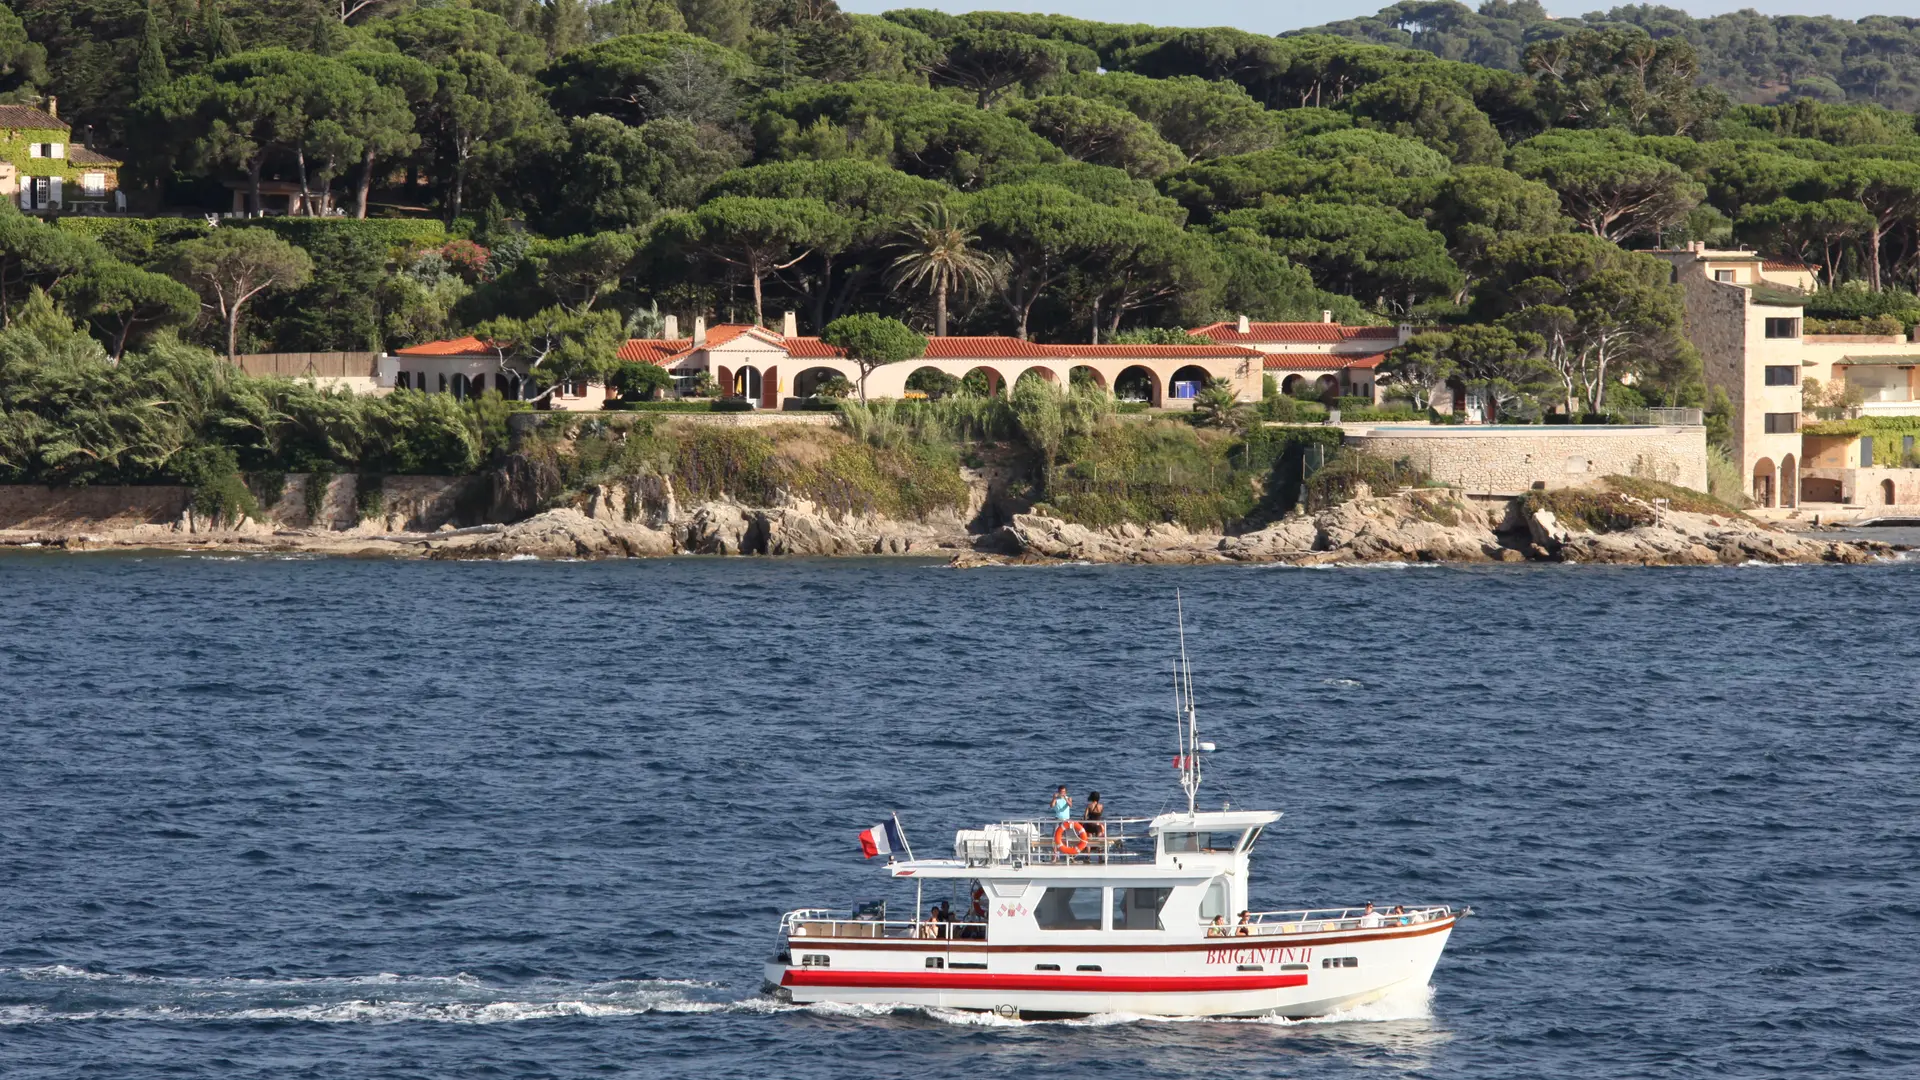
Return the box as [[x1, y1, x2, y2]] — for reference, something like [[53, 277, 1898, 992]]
[[782, 310, 797, 338], [1237, 314, 1249, 334], [693, 317, 707, 346], [662, 314, 678, 340], [45, 96, 56, 119], [1321, 309, 1334, 324]]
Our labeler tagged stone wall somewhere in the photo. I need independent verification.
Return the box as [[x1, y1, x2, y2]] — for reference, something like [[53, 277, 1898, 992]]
[[1800, 466, 1920, 507], [0, 485, 190, 530], [0, 475, 483, 534], [1346, 425, 1708, 496]]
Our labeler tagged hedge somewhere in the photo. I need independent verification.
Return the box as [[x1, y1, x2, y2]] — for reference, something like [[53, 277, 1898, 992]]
[[231, 217, 446, 250], [55, 216, 211, 246], [1803, 416, 1920, 437]]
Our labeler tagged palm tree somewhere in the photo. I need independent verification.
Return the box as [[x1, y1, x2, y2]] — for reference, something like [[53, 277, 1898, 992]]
[[887, 202, 1001, 337], [1193, 378, 1251, 431]]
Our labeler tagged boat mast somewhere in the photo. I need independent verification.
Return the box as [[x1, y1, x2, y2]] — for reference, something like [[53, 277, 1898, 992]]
[[1174, 591, 1200, 815]]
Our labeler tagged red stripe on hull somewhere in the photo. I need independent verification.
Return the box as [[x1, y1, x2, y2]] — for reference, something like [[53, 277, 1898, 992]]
[[781, 969, 1309, 993]]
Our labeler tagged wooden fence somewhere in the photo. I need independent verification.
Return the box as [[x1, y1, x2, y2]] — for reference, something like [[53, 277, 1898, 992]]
[[231, 352, 380, 379]]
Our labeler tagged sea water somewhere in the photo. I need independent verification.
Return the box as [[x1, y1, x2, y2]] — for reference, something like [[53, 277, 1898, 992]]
[[1, 553, 1917, 1078]]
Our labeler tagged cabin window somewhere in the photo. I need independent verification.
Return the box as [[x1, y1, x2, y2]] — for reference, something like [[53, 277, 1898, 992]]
[[1163, 830, 1245, 854], [1034, 887, 1103, 930], [1321, 956, 1359, 968], [1111, 887, 1171, 931], [800, 954, 830, 968], [1200, 878, 1229, 922]]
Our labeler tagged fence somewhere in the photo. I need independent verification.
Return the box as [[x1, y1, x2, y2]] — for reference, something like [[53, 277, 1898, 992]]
[[230, 352, 380, 380], [1617, 407, 1704, 426]]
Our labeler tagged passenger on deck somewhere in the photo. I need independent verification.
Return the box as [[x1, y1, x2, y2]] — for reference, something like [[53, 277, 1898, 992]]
[[1359, 902, 1382, 928], [1207, 915, 1228, 937], [1390, 904, 1409, 926], [1049, 786, 1072, 821], [1084, 791, 1105, 843], [1236, 910, 1252, 936], [929, 901, 952, 939]]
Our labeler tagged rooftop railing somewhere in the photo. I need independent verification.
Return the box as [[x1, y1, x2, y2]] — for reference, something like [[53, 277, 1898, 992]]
[[954, 817, 1161, 868]]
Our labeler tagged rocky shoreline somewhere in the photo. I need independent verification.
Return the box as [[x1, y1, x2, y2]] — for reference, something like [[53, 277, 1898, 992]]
[[1, 484, 1894, 567]]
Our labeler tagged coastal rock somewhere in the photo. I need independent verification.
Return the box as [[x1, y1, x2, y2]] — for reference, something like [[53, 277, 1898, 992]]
[[1218, 518, 1318, 561], [1520, 494, 1876, 565], [1005, 513, 1113, 561], [429, 508, 674, 560]]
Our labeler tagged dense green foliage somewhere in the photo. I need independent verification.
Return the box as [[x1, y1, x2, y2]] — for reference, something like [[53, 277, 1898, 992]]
[[5, 1, 1920, 499]]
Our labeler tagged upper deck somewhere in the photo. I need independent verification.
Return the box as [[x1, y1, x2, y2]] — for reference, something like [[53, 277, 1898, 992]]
[[892, 809, 1282, 880]]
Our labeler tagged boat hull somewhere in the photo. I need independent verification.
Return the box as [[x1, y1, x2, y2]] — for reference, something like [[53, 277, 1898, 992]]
[[766, 917, 1454, 1019]]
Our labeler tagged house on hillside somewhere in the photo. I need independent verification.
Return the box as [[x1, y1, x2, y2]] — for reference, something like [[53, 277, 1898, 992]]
[[1188, 315, 1411, 406], [1652, 242, 1920, 509], [378, 311, 1266, 410], [0, 100, 124, 213]]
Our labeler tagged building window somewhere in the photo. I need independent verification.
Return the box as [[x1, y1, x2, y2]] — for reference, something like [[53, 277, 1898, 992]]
[[1714, 270, 1735, 283], [396, 371, 410, 391], [1764, 412, 1798, 434], [81, 171, 105, 194], [1764, 318, 1800, 339], [1764, 365, 1797, 386]]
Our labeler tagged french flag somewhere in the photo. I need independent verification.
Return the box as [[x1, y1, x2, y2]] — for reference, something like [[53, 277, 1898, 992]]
[[859, 818, 907, 859]]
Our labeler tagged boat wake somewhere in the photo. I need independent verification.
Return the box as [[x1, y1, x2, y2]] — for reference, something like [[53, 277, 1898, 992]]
[[0, 966, 775, 1026], [1, 965, 1435, 1030]]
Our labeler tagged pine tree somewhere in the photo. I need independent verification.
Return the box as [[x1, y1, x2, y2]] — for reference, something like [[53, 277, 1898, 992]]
[[201, 0, 237, 62], [136, 1, 169, 99]]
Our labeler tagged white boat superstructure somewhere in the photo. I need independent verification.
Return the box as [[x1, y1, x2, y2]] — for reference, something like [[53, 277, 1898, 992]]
[[765, 597, 1465, 1019], [764, 809, 1463, 1019]]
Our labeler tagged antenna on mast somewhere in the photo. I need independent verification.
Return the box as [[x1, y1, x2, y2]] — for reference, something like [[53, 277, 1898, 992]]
[[1174, 591, 1200, 815]]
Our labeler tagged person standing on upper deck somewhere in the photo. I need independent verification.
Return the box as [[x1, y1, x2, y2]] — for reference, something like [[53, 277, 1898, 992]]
[[1049, 786, 1072, 821]]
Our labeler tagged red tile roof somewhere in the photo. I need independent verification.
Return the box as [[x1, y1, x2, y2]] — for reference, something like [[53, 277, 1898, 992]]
[[1049, 343, 1262, 359], [617, 339, 681, 363], [782, 337, 848, 358], [779, 336, 1261, 361], [0, 105, 67, 131], [1262, 352, 1388, 371], [1189, 321, 1400, 345], [1763, 260, 1814, 272], [394, 335, 501, 357]]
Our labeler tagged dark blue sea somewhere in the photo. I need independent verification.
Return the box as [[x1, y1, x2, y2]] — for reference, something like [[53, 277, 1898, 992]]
[[2, 553, 1917, 1079]]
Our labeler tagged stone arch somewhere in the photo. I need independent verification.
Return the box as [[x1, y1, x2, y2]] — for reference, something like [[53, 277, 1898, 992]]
[[1069, 365, 1107, 394], [731, 365, 763, 404], [1752, 456, 1776, 508], [1169, 364, 1212, 402], [1313, 373, 1340, 399], [1281, 373, 1307, 397], [794, 366, 845, 400], [450, 373, 472, 401], [1114, 365, 1161, 406], [1013, 366, 1061, 393], [1780, 453, 1797, 509], [904, 365, 959, 400], [959, 366, 1007, 397], [1884, 478, 1897, 505]]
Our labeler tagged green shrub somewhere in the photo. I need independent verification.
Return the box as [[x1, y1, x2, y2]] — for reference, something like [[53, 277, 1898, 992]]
[[354, 472, 385, 522], [1804, 314, 1907, 336], [169, 444, 258, 527], [248, 470, 286, 509], [1804, 288, 1920, 330], [1523, 488, 1655, 532], [1258, 395, 1329, 422], [304, 465, 335, 525], [1302, 450, 1431, 511], [711, 397, 755, 412]]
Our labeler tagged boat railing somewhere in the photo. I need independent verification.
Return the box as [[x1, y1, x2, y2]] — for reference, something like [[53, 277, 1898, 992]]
[[954, 816, 1159, 868], [779, 907, 986, 942], [1215, 904, 1456, 937]]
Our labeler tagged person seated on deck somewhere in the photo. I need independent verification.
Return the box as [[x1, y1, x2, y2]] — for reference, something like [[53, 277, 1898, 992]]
[[1235, 910, 1252, 936], [1390, 904, 1409, 926], [1207, 915, 1229, 938], [1049, 786, 1072, 822], [1359, 902, 1382, 929]]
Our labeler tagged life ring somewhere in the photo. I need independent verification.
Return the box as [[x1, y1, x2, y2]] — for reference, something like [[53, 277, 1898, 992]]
[[970, 886, 988, 918], [1054, 821, 1090, 855]]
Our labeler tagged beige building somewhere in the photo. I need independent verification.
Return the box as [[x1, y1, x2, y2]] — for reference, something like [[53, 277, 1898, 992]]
[[1189, 315, 1409, 403], [1652, 244, 1920, 508]]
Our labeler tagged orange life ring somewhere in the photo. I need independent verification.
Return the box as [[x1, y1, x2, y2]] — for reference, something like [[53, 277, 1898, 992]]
[[1054, 820, 1089, 855], [970, 886, 988, 918]]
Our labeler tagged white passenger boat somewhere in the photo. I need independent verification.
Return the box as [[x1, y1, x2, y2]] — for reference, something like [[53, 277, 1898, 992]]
[[764, 603, 1467, 1020]]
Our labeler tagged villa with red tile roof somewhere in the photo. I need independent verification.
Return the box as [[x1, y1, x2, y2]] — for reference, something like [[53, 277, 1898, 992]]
[[381, 312, 1266, 409], [1187, 315, 1412, 404]]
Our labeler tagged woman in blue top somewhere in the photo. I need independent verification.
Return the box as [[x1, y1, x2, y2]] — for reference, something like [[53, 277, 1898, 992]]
[[1049, 786, 1072, 821]]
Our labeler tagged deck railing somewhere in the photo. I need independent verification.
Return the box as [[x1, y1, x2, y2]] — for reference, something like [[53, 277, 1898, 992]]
[[779, 908, 985, 941], [955, 817, 1159, 867], [1213, 904, 1457, 937]]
